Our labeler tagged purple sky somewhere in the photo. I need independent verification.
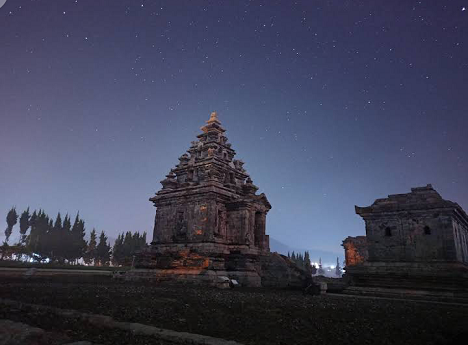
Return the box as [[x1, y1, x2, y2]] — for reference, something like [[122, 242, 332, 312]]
[[1, 0, 467, 258]]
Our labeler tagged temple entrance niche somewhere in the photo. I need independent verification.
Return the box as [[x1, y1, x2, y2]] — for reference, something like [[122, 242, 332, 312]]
[[254, 211, 264, 248], [216, 207, 227, 239], [174, 210, 187, 241]]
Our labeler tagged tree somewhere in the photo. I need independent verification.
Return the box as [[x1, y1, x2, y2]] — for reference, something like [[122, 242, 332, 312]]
[[49, 213, 63, 262], [69, 214, 87, 263], [84, 228, 97, 265], [140, 232, 147, 247], [112, 231, 148, 266], [318, 257, 325, 275], [297, 253, 304, 268], [96, 231, 111, 266], [112, 233, 124, 266], [18, 208, 30, 245], [122, 231, 134, 260], [304, 251, 312, 272], [288, 251, 313, 275], [26, 210, 38, 256], [27, 210, 51, 262], [5, 207, 18, 244], [61, 214, 73, 262], [335, 257, 342, 277]]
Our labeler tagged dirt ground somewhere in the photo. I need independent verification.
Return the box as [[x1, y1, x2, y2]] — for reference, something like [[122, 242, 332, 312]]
[[0, 275, 467, 345]]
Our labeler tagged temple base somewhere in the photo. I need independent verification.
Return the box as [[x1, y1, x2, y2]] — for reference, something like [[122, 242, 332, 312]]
[[343, 262, 468, 303], [126, 244, 310, 288]]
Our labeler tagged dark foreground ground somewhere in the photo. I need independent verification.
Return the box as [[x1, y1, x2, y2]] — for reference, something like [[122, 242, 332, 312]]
[[0, 275, 467, 345]]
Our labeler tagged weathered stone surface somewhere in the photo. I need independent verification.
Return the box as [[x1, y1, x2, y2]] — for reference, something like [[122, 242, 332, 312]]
[[342, 236, 368, 266], [344, 185, 468, 301]]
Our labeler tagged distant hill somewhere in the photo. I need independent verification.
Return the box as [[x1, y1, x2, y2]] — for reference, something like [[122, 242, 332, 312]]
[[269, 237, 343, 266]]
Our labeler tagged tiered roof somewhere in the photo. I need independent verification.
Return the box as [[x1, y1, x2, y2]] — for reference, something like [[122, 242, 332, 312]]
[[157, 112, 260, 197]]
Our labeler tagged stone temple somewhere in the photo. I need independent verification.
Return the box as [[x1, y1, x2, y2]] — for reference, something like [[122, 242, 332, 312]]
[[131, 112, 306, 287], [344, 184, 468, 300]]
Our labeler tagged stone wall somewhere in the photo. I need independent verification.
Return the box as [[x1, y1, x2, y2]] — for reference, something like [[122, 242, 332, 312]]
[[342, 236, 368, 266]]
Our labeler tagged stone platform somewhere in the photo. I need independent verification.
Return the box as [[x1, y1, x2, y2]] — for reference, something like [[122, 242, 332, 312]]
[[344, 261, 468, 303], [128, 243, 309, 288], [129, 243, 262, 286]]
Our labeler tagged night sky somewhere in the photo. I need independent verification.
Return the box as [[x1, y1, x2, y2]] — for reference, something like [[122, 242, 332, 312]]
[[1, 0, 467, 260]]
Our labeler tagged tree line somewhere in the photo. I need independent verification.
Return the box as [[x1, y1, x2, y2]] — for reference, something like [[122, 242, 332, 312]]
[[2, 207, 147, 266], [287, 251, 316, 274]]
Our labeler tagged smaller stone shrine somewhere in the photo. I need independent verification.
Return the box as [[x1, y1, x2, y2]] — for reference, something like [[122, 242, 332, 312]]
[[344, 184, 468, 301]]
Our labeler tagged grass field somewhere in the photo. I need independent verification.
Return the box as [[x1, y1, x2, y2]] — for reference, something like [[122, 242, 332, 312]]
[[1, 275, 467, 345]]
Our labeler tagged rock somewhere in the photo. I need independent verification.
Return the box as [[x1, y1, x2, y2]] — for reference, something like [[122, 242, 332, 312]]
[[23, 268, 38, 277], [216, 276, 231, 289]]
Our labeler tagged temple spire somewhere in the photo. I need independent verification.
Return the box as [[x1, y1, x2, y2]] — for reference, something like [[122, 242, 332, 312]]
[[207, 111, 220, 124], [200, 111, 225, 134]]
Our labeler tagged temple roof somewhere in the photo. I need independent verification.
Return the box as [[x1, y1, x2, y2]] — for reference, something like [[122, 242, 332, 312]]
[[154, 112, 268, 206], [355, 184, 468, 221]]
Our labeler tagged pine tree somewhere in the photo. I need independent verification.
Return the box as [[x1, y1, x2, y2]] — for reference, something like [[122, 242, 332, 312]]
[[299, 253, 304, 268], [45, 217, 54, 261], [112, 233, 124, 266], [318, 257, 325, 275], [28, 210, 51, 262], [5, 207, 18, 244], [124, 231, 134, 265], [50, 213, 63, 262], [26, 210, 38, 258], [112, 231, 148, 266], [84, 228, 97, 265], [140, 232, 147, 248], [70, 214, 87, 263], [96, 231, 111, 266], [132, 232, 140, 253], [68, 214, 80, 262], [18, 208, 30, 245], [335, 257, 342, 277], [304, 251, 312, 273], [61, 215, 73, 263]]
